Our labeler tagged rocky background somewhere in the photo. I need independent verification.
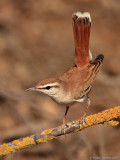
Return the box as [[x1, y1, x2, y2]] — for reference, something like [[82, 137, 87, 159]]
[[0, 0, 120, 159]]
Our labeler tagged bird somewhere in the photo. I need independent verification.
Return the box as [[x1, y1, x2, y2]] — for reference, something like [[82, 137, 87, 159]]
[[26, 12, 104, 130]]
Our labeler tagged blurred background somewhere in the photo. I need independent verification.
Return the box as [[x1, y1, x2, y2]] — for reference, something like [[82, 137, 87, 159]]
[[0, 0, 120, 159]]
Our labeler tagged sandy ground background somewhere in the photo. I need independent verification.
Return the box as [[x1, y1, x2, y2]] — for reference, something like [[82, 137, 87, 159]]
[[0, 0, 120, 159]]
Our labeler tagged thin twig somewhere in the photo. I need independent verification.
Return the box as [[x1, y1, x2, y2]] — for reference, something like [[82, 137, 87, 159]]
[[0, 106, 120, 156]]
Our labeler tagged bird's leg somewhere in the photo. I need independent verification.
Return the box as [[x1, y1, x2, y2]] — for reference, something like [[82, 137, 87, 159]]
[[63, 106, 69, 125], [62, 106, 70, 134], [80, 97, 91, 126]]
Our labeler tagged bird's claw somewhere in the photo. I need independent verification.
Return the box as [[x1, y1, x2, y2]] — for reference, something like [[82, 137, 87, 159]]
[[80, 116, 87, 127], [61, 123, 69, 135]]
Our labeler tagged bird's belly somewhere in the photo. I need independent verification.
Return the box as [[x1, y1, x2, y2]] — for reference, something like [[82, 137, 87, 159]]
[[51, 94, 85, 105], [52, 97, 74, 104]]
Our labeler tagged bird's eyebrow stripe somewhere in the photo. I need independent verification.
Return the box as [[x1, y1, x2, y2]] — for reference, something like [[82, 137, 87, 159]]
[[37, 85, 59, 89]]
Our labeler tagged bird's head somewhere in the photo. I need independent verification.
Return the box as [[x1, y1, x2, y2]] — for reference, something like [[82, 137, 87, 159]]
[[26, 78, 65, 99]]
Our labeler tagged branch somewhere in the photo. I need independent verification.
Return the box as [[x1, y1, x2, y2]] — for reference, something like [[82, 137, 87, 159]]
[[0, 106, 120, 156]]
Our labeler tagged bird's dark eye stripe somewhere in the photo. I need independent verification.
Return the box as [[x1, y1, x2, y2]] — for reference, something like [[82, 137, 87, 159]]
[[37, 86, 51, 90]]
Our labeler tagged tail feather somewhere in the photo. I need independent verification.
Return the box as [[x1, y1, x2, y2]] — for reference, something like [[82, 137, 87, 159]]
[[72, 12, 91, 68]]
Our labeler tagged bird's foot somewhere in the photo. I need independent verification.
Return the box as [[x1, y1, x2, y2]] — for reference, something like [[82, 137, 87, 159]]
[[61, 123, 69, 135], [80, 116, 88, 127]]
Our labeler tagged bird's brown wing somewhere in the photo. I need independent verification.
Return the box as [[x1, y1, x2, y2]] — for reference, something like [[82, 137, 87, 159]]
[[84, 54, 104, 89], [72, 12, 91, 68], [90, 54, 104, 83]]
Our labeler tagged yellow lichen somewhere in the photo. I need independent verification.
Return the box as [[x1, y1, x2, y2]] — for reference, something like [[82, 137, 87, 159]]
[[13, 137, 35, 150], [0, 144, 15, 156], [45, 129, 53, 135], [37, 136, 56, 144], [80, 106, 120, 128], [106, 120, 119, 126], [41, 129, 53, 135], [76, 106, 120, 130]]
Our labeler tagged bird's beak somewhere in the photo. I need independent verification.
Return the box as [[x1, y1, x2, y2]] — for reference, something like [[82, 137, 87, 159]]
[[25, 86, 37, 91]]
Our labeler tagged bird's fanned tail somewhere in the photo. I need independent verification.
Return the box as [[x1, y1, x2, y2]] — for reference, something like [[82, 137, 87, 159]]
[[72, 12, 91, 68]]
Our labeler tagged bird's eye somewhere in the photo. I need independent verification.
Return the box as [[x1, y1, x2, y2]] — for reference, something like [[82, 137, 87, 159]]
[[46, 86, 51, 90]]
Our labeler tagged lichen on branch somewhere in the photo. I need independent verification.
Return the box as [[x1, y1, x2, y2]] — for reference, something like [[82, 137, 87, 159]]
[[0, 106, 120, 156]]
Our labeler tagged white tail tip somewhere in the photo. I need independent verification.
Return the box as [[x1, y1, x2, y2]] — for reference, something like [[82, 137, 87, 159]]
[[73, 12, 91, 22]]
